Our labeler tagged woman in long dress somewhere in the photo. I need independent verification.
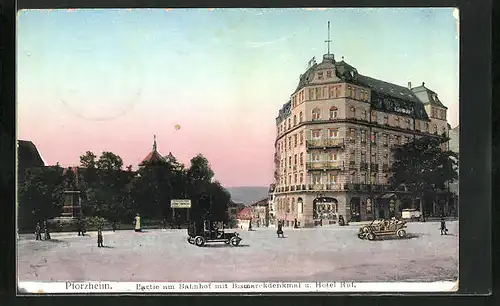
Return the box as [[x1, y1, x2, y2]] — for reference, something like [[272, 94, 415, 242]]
[[134, 214, 141, 232]]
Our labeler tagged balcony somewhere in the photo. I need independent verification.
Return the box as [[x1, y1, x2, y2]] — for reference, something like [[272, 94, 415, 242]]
[[306, 161, 344, 171], [349, 160, 357, 169], [306, 138, 345, 149], [360, 162, 368, 171], [370, 163, 379, 172], [307, 184, 343, 191]]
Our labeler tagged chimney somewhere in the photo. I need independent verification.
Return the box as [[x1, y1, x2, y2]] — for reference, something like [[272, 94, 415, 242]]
[[422, 81, 425, 86], [408, 82, 412, 89]]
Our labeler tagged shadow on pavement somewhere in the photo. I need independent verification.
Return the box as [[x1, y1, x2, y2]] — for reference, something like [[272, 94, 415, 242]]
[[375, 233, 422, 241], [100, 245, 115, 248], [203, 244, 250, 248]]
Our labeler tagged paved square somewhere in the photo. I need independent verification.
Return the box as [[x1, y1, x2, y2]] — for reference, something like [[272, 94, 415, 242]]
[[17, 221, 458, 282]]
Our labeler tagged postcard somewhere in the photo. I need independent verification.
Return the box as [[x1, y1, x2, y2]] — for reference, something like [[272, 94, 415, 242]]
[[16, 7, 459, 294]]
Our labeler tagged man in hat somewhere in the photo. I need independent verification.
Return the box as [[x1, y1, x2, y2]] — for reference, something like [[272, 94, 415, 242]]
[[35, 222, 42, 240], [97, 227, 104, 247], [43, 221, 51, 240]]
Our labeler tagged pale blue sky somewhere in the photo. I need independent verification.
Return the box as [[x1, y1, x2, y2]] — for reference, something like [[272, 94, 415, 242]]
[[17, 8, 459, 186]]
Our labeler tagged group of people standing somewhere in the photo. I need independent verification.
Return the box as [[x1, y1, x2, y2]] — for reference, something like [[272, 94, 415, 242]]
[[34, 221, 51, 240]]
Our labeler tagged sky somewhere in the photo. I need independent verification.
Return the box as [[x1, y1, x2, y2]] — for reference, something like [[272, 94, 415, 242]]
[[17, 8, 459, 187]]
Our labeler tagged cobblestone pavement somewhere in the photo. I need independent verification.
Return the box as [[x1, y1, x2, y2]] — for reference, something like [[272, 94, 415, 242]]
[[17, 221, 458, 282]]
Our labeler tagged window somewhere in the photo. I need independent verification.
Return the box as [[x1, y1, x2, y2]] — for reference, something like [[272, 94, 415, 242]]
[[288, 118, 291, 129], [309, 88, 314, 100], [289, 175, 292, 186], [383, 134, 388, 146], [327, 70, 332, 78], [361, 172, 367, 184], [329, 106, 338, 119], [318, 72, 324, 79], [312, 129, 321, 139], [350, 107, 356, 118], [294, 174, 297, 184], [347, 85, 352, 97], [312, 153, 320, 162], [371, 152, 377, 163], [361, 110, 367, 121], [406, 118, 411, 129], [288, 136, 291, 149], [293, 115, 297, 126], [394, 135, 400, 145], [442, 126, 447, 135], [312, 174, 321, 184], [288, 156, 292, 169], [299, 112, 303, 123], [329, 151, 338, 161], [349, 128, 356, 139], [328, 128, 339, 138], [361, 130, 366, 143], [300, 131, 304, 144], [394, 116, 400, 127], [312, 108, 321, 121], [370, 173, 377, 184], [336, 86, 341, 97], [329, 174, 337, 184], [300, 153, 304, 165], [316, 87, 322, 99], [294, 154, 297, 165], [433, 124, 438, 134], [371, 111, 377, 122], [361, 151, 366, 162], [415, 120, 420, 130], [383, 114, 389, 125], [352, 87, 357, 99], [425, 122, 429, 132], [323, 86, 327, 98], [366, 198, 372, 213], [350, 149, 356, 162], [350, 171, 356, 183], [370, 132, 377, 144], [329, 86, 335, 98], [294, 134, 297, 147], [432, 107, 436, 118], [299, 173, 304, 183]]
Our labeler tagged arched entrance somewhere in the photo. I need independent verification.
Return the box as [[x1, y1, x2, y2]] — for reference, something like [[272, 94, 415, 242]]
[[313, 197, 338, 226], [349, 198, 361, 222]]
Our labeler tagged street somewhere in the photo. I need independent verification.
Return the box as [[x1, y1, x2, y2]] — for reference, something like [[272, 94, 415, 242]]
[[17, 221, 458, 282]]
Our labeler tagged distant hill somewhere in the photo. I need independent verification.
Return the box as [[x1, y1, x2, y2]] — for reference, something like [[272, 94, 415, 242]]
[[226, 186, 269, 205]]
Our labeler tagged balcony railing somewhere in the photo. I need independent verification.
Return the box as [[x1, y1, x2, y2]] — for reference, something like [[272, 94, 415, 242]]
[[306, 161, 344, 170], [306, 138, 345, 149], [307, 184, 344, 191], [360, 162, 368, 171]]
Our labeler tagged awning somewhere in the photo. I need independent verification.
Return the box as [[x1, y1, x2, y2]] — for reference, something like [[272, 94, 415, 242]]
[[380, 193, 396, 199]]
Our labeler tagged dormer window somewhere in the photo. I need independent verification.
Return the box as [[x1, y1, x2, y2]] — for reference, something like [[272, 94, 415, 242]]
[[327, 70, 332, 78], [318, 72, 324, 80]]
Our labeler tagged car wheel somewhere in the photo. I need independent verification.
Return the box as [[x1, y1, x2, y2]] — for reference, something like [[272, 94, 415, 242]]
[[357, 233, 364, 239], [367, 233, 375, 241], [397, 229, 407, 238], [230, 237, 240, 246], [187, 237, 194, 244], [194, 236, 205, 247]]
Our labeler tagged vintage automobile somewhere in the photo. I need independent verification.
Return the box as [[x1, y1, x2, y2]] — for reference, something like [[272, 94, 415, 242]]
[[401, 208, 422, 221], [187, 220, 242, 247], [357, 218, 407, 240]]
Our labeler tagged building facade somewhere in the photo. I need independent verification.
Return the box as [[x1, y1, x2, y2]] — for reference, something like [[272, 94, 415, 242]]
[[272, 51, 450, 227]]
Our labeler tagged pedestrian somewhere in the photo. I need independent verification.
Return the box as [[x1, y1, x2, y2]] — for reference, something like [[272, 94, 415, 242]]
[[97, 228, 104, 247], [43, 221, 51, 240], [112, 221, 117, 232], [35, 222, 42, 240], [77, 218, 83, 236], [134, 213, 141, 232], [162, 218, 167, 230], [277, 220, 284, 238], [440, 217, 448, 235]]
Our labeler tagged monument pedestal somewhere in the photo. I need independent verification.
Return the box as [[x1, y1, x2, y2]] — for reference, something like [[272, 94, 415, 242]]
[[48, 190, 83, 231]]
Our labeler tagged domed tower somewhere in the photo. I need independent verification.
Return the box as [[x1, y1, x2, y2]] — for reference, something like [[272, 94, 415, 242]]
[[139, 135, 167, 167]]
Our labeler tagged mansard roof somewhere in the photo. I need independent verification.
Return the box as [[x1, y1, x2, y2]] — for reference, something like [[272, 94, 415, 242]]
[[411, 83, 448, 109], [275, 100, 292, 124]]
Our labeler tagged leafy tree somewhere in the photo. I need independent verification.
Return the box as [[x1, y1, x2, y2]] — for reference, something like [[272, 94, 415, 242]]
[[187, 154, 214, 182], [389, 136, 458, 215], [80, 151, 97, 169], [18, 165, 65, 230], [96, 151, 123, 171]]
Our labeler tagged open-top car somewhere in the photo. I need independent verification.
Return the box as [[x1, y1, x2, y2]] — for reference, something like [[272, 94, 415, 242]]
[[187, 220, 242, 247], [357, 218, 407, 240]]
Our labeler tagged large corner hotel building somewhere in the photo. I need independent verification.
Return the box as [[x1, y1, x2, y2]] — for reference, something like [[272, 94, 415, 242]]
[[271, 47, 450, 228]]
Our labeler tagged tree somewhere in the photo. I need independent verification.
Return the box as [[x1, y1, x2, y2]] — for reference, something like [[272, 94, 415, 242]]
[[389, 136, 458, 215], [187, 154, 214, 182], [80, 151, 97, 169], [96, 151, 123, 171]]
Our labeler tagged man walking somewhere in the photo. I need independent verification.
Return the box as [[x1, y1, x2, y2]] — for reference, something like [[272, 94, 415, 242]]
[[35, 222, 42, 240], [440, 217, 448, 235], [97, 228, 104, 247], [277, 220, 284, 238], [43, 221, 51, 240]]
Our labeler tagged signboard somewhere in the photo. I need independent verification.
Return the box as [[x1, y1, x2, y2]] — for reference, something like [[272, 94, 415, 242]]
[[394, 107, 412, 115], [171, 199, 191, 209]]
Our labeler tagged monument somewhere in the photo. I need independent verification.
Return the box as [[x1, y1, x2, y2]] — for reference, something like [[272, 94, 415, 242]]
[[48, 167, 83, 230]]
